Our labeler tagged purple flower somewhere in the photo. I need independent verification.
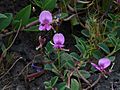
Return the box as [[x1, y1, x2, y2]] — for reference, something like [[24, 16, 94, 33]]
[[31, 63, 43, 72], [53, 33, 65, 49], [91, 58, 111, 72], [39, 10, 52, 31], [117, 0, 120, 3]]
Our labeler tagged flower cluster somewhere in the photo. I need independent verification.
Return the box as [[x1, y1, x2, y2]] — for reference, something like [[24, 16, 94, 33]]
[[91, 58, 111, 72], [38, 10, 65, 49]]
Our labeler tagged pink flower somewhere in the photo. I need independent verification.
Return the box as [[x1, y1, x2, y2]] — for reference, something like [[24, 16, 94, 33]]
[[117, 0, 120, 3], [53, 33, 65, 49], [91, 58, 111, 72], [39, 10, 52, 31]]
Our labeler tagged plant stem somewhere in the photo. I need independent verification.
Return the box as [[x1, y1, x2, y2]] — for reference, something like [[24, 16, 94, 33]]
[[57, 49, 60, 69], [107, 46, 116, 57]]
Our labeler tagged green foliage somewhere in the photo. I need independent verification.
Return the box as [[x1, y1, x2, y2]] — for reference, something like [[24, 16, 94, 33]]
[[70, 52, 81, 61], [71, 79, 81, 90], [1, 0, 120, 90], [0, 13, 13, 31], [61, 52, 74, 68], [59, 13, 68, 19], [98, 43, 110, 54], [34, 0, 56, 11], [0, 13, 7, 19], [92, 50, 102, 59], [81, 29, 90, 37], [74, 35, 90, 59], [43, 0, 56, 11], [56, 82, 66, 90], [71, 17, 79, 26], [73, 70, 91, 79], [44, 76, 58, 90], [13, 5, 31, 29], [45, 41, 54, 54]]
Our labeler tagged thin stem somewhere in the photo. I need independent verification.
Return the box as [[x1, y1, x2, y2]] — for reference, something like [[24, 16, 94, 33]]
[[0, 22, 22, 63], [57, 49, 60, 69], [76, 68, 91, 86], [107, 46, 116, 57]]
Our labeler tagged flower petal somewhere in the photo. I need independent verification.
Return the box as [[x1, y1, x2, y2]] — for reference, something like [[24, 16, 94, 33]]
[[98, 58, 111, 69], [91, 62, 101, 71], [46, 25, 52, 31], [39, 25, 45, 31], [39, 10, 52, 23], [53, 33, 65, 44], [31, 63, 43, 72]]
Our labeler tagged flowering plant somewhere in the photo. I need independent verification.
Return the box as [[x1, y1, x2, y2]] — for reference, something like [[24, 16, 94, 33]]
[[1, 0, 120, 90], [91, 58, 111, 72], [39, 10, 52, 31]]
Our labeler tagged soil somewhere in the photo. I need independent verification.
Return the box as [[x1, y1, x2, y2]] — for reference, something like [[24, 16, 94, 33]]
[[0, 32, 53, 90], [0, 0, 30, 14], [1, 0, 120, 90]]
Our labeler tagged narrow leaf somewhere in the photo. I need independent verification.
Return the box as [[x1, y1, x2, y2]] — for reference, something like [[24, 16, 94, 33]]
[[0, 13, 13, 31], [43, 0, 56, 11], [51, 76, 58, 87], [14, 5, 31, 27], [98, 43, 110, 54], [71, 79, 80, 90], [0, 13, 7, 19]]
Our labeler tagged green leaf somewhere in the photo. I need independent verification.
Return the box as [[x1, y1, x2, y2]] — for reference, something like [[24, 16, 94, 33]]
[[71, 17, 79, 26], [108, 13, 120, 21], [73, 70, 90, 79], [44, 64, 59, 75], [104, 19, 114, 29], [92, 50, 102, 59], [108, 56, 115, 62], [61, 52, 74, 68], [81, 29, 90, 37], [0, 13, 7, 19], [107, 34, 117, 46], [44, 81, 52, 90], [34, 0, 43, 8], [74, 36, 87, 50], [14, 5, 31, 28], [74, 36, 88, 57], [70, 52, 81, 61], [60, 13, 68, 19], [43, 0, 56, 11], [71, 79, 80, 90], [0, 13, 13, 31], [79, 70, 91, 79], [44, 64, 53, 71], [44, 81, 51, 87], [51, 76, 58, 87], [98, 43, 110, 54], [75, 44, 84, 54], [45, 41, 54, 54], [56, 82, 66, 90]]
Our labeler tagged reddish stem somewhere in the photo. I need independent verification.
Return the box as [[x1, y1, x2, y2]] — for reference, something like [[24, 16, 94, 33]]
[[27, 70, 46, 81]]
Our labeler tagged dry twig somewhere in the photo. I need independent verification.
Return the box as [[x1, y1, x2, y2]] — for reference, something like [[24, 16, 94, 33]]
[[0, 57, 23, 80], [83, 74, 101, 90]]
